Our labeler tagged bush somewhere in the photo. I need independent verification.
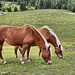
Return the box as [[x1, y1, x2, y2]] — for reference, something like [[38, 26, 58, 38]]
[[0, 2, 2, 8], [62, 4, 67, 9], [2, 8, 6, 12], [20, 1, 27, 11], [35, 5, 39, 9], [7, 7, 12, 12], [14, 7, 18, 12]]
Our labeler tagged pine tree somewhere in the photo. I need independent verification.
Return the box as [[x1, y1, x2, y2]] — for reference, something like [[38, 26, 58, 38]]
[[20, 1, 27, 11], [0, 2, 2, 8], [67, 0, 71, 10], [17, 0, 21, 5], [71, 0, 75, 12], [39, 0, 44, 9]]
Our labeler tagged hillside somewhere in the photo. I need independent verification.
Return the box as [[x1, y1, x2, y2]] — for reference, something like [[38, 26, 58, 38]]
[[0, 9, 75, 42], [0, 9, 75, 75]]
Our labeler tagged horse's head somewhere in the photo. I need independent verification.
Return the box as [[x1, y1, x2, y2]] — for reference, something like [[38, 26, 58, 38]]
[[55, 45, 63, 58], [41, 46, 52, 65]]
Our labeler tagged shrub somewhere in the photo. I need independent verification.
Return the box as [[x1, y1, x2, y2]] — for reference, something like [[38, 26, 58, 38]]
[[20, 1, 27, 11], [0, 2, 2, 8], [14, 7, 18, 12], [7, 7, 12, 12], [62, 4, 67, 9], [2, 8, 6, 12], [35, 4, 39, 9]]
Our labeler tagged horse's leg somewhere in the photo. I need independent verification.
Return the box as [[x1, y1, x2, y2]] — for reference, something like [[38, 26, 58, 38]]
[[14, 46, 19, 58], [20, 44, 29, 64], [0, 44, 7, 64], [19, 46, 22, 54], [38, 49, 41, 57], [27, 46, 31, 61]]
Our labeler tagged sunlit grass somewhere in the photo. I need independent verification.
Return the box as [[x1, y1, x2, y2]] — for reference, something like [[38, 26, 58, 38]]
[[0, 42, 75, 75]]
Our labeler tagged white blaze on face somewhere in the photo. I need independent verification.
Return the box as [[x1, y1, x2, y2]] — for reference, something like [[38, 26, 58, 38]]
[[47, 60, 52, 64], [58, 54, 63, 58], [61, 45, 63, 51]]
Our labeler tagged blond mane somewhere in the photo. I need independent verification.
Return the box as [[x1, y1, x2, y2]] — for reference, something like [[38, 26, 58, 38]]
[[42, 25, 63, 51]]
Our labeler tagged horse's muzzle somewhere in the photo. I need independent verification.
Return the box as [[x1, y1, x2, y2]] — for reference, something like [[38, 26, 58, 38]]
[[58, 54, 63, 59], [59, 56, 63, 59], [47, 61, 52, 65]]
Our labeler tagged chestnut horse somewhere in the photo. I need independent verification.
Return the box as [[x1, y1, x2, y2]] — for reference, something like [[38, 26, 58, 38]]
[[14, 26, 63, 61], [0, 25, 52, 64]]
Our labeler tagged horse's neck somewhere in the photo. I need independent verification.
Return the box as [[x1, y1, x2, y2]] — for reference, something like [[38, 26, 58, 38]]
[[49, 35, 58, 48], [33, 29, 46, 50]]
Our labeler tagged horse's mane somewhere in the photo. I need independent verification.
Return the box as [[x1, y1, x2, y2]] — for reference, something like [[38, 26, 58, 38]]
[[27, 25, 49, 50], [41, 25, 63, 51]]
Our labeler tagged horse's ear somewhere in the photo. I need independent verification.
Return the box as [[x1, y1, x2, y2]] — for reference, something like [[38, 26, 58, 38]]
[[59, 45, 61, 48]]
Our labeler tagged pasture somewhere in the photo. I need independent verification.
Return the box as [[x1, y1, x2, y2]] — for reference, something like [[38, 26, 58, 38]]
[[0, 9, 75, 75]]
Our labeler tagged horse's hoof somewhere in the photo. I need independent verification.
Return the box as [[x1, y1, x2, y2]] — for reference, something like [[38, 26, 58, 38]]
[[15, 55, 18, 58], [3, 61, 7, 64], [20, 58, 23, 62], [21, 61, 24, 64], [27, 59, 31, 61]]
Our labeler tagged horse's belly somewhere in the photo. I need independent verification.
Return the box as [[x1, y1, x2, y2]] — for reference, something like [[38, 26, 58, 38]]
[[5, 38, 22, 46]]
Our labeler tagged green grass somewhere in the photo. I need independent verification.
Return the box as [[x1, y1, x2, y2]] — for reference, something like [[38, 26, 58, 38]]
[[0, 42, 75, 75], [0, 9, 75, 75], [0, 9, 75, 41]]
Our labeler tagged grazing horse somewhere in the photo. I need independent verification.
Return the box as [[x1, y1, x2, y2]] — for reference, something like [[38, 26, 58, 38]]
[[0, 25, 52, 64], [38, 26, 63, 58], [14, 26, 63, 61]]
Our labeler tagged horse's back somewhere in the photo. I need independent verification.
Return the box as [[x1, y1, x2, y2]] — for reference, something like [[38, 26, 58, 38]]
[[38, 28, 51, 41], [2, 25, 35, 46]]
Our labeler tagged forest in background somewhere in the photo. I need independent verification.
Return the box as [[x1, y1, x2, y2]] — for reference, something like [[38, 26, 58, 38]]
[[0, 0, 75, 12]]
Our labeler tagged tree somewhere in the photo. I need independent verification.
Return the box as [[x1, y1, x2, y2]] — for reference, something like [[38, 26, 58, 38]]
[[0, 1, 2, 8], [35, 0, 39, 9], [67, 0, 71, 10], [17, 0, 21, 5], [57, 0, 63, 9], [14, 7, 18, 12], [20, 1, 27, 11], [39, 0, 44, 9], [50, 0, 57, 9], [71, 0, 75, 12], [7, 7, 12, 12], [46, 0, 51, 9]]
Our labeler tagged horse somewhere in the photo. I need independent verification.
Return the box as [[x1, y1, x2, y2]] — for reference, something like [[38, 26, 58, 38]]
[[0, 25, 52, 65], [14, 26, 63, 61]]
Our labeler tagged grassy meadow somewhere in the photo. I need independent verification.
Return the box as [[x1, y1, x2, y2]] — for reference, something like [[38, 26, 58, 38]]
[[0, 9, 75, 75]]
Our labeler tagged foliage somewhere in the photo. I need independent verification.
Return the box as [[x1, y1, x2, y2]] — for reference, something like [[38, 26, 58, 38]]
[[0, 1, 2, 8], [20, 1, 27, 11], [0, 0, 75, 12], [2, 8, 6, 12], [14, 7, 18, 12], [7, 7, 12, 12], [17, 0, 20, 5]]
